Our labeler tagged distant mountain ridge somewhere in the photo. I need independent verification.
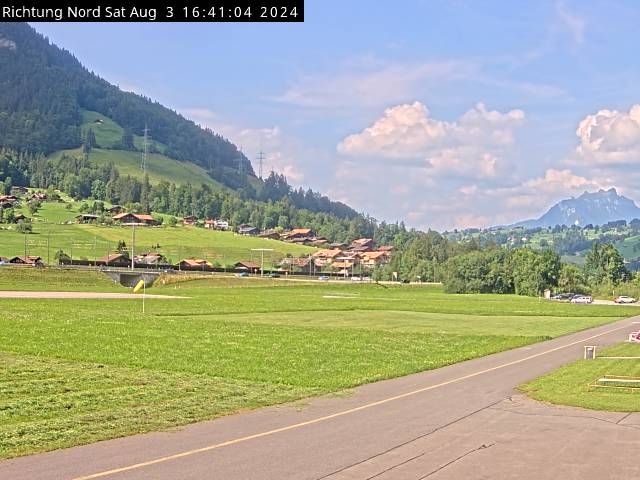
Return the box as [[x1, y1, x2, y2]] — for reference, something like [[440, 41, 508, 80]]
[[513, 188, 640, 228]]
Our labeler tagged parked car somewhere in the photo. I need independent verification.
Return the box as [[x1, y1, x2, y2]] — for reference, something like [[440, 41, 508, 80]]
[[267, 272, 280, 278], [570, 295, 593, 304], [236, 272, 249, 278], [351, 276, 362, 281], [614, 295, 636, 304], [551, 293, 575, 301], [318, 275, 330, 281]]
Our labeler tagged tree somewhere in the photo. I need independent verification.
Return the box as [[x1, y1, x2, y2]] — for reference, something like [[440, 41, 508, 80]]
[[16, 219, 32, 234], [584, 242, 629, 285], [558, 264, 588, 293], [28, 199, 41, 215], [54, 249, 71, 265], [508, 248, 560, 296], [116, 240, 129, 258], [83, 128, 96, 155]]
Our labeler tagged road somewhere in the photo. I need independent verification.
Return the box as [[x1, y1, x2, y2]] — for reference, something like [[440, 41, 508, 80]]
[[1, 316, 639, 480]]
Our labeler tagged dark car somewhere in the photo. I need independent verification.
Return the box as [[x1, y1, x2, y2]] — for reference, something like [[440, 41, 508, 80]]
[[551, 293, 575, 301], [268, 272, 280, 278]]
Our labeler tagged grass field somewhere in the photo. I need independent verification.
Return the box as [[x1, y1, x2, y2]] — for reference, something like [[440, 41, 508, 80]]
[[48, 147, 221, 188], [0, 269, 637, 459], [521, 343, 640, 412], [81, 110, 168, 154], [0, 201, 315, 265]]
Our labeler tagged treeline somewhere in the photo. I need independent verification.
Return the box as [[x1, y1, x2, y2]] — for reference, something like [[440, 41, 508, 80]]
[[0, 149, 403, 244], [439, 242, 630, 296], [371, 226, 633, 296]]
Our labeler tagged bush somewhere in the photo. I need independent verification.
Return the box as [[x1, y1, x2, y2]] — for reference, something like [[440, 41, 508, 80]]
[[16, 220, 32, 234]]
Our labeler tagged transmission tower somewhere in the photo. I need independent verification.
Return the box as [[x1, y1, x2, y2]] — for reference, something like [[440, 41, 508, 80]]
[[141, 124, 150, 174], [237, 146, 245, 176], [257, 149, 266, 179]]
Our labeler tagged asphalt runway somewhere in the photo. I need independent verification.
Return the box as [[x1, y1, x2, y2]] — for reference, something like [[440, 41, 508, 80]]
[[1, 316, 638, 480]]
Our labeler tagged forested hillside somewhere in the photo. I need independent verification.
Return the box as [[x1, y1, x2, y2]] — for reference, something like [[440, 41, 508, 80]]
[[0, 23, 251, 177], [0, 22, 359, 221]]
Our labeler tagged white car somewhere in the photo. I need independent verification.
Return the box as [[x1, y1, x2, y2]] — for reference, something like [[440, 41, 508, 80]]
[[570, 295, 593, 304], [614, 295, 636, 304]]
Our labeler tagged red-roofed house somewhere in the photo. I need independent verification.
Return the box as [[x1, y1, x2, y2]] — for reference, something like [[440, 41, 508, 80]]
[[361, 251, 390, 268], [96, 253, 130, 267], [350, 238, 375, 251], [9, 255, 44, 267], [112, 212, 159, 226], [177, 258, 213, 270]]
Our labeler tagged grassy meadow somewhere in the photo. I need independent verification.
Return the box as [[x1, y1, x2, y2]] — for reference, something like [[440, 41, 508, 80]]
[[0, 268, 637, 458], [0, 200, 315, 265], [521, 342, 640, 412]]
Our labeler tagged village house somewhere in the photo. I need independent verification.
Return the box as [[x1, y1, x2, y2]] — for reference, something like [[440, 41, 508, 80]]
[[112, 212, 158, 226], [259, 229, 280, 240], [75, 214, 99, 224], [106, 205, 124, 214], [204, 219, 216, 229], [310, 237, 329, 246], [213, 219, 230, 230], [312, 248, 342, 267], [280, 256, 316, 274], [331, 260, 357, 276], [10, 186, 27, 195], [238, 224, 258, 236], [361, 251, 390, 268], [283, 228, 314, 242], [234, 260, 260, 272], [29, 192, 47, 201], [9, 255, 44, 267], [0, 195, 18, 209], [349, 238, 375, 252], [177, 258, 213, 270], [96, 253, 130, 267], [378, 245, 394, 253], [182, 215, 197, 226], [134, 253, 168, 266]]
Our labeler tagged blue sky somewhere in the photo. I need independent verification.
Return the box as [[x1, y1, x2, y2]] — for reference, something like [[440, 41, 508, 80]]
[[33, 0, 640, 230]]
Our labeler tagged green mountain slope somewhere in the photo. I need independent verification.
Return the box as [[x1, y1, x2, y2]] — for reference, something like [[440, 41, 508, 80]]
[[48, 148, 223, 188], [0, 23, 254, 181]]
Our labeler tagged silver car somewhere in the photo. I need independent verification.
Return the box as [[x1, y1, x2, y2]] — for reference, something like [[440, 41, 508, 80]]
[[570, 295, 593, 304]]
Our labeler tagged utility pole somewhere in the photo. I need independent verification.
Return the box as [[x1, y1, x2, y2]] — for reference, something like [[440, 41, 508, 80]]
[[131, 223, 136, 270], [251, 248, 273, 277], [141, 124, 149, 174]]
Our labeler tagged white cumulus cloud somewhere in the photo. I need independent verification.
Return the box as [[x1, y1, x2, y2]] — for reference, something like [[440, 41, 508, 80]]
[[180, 108, 304, 182], [337, 101, 524, 179], [576, 104, 640, 164]]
